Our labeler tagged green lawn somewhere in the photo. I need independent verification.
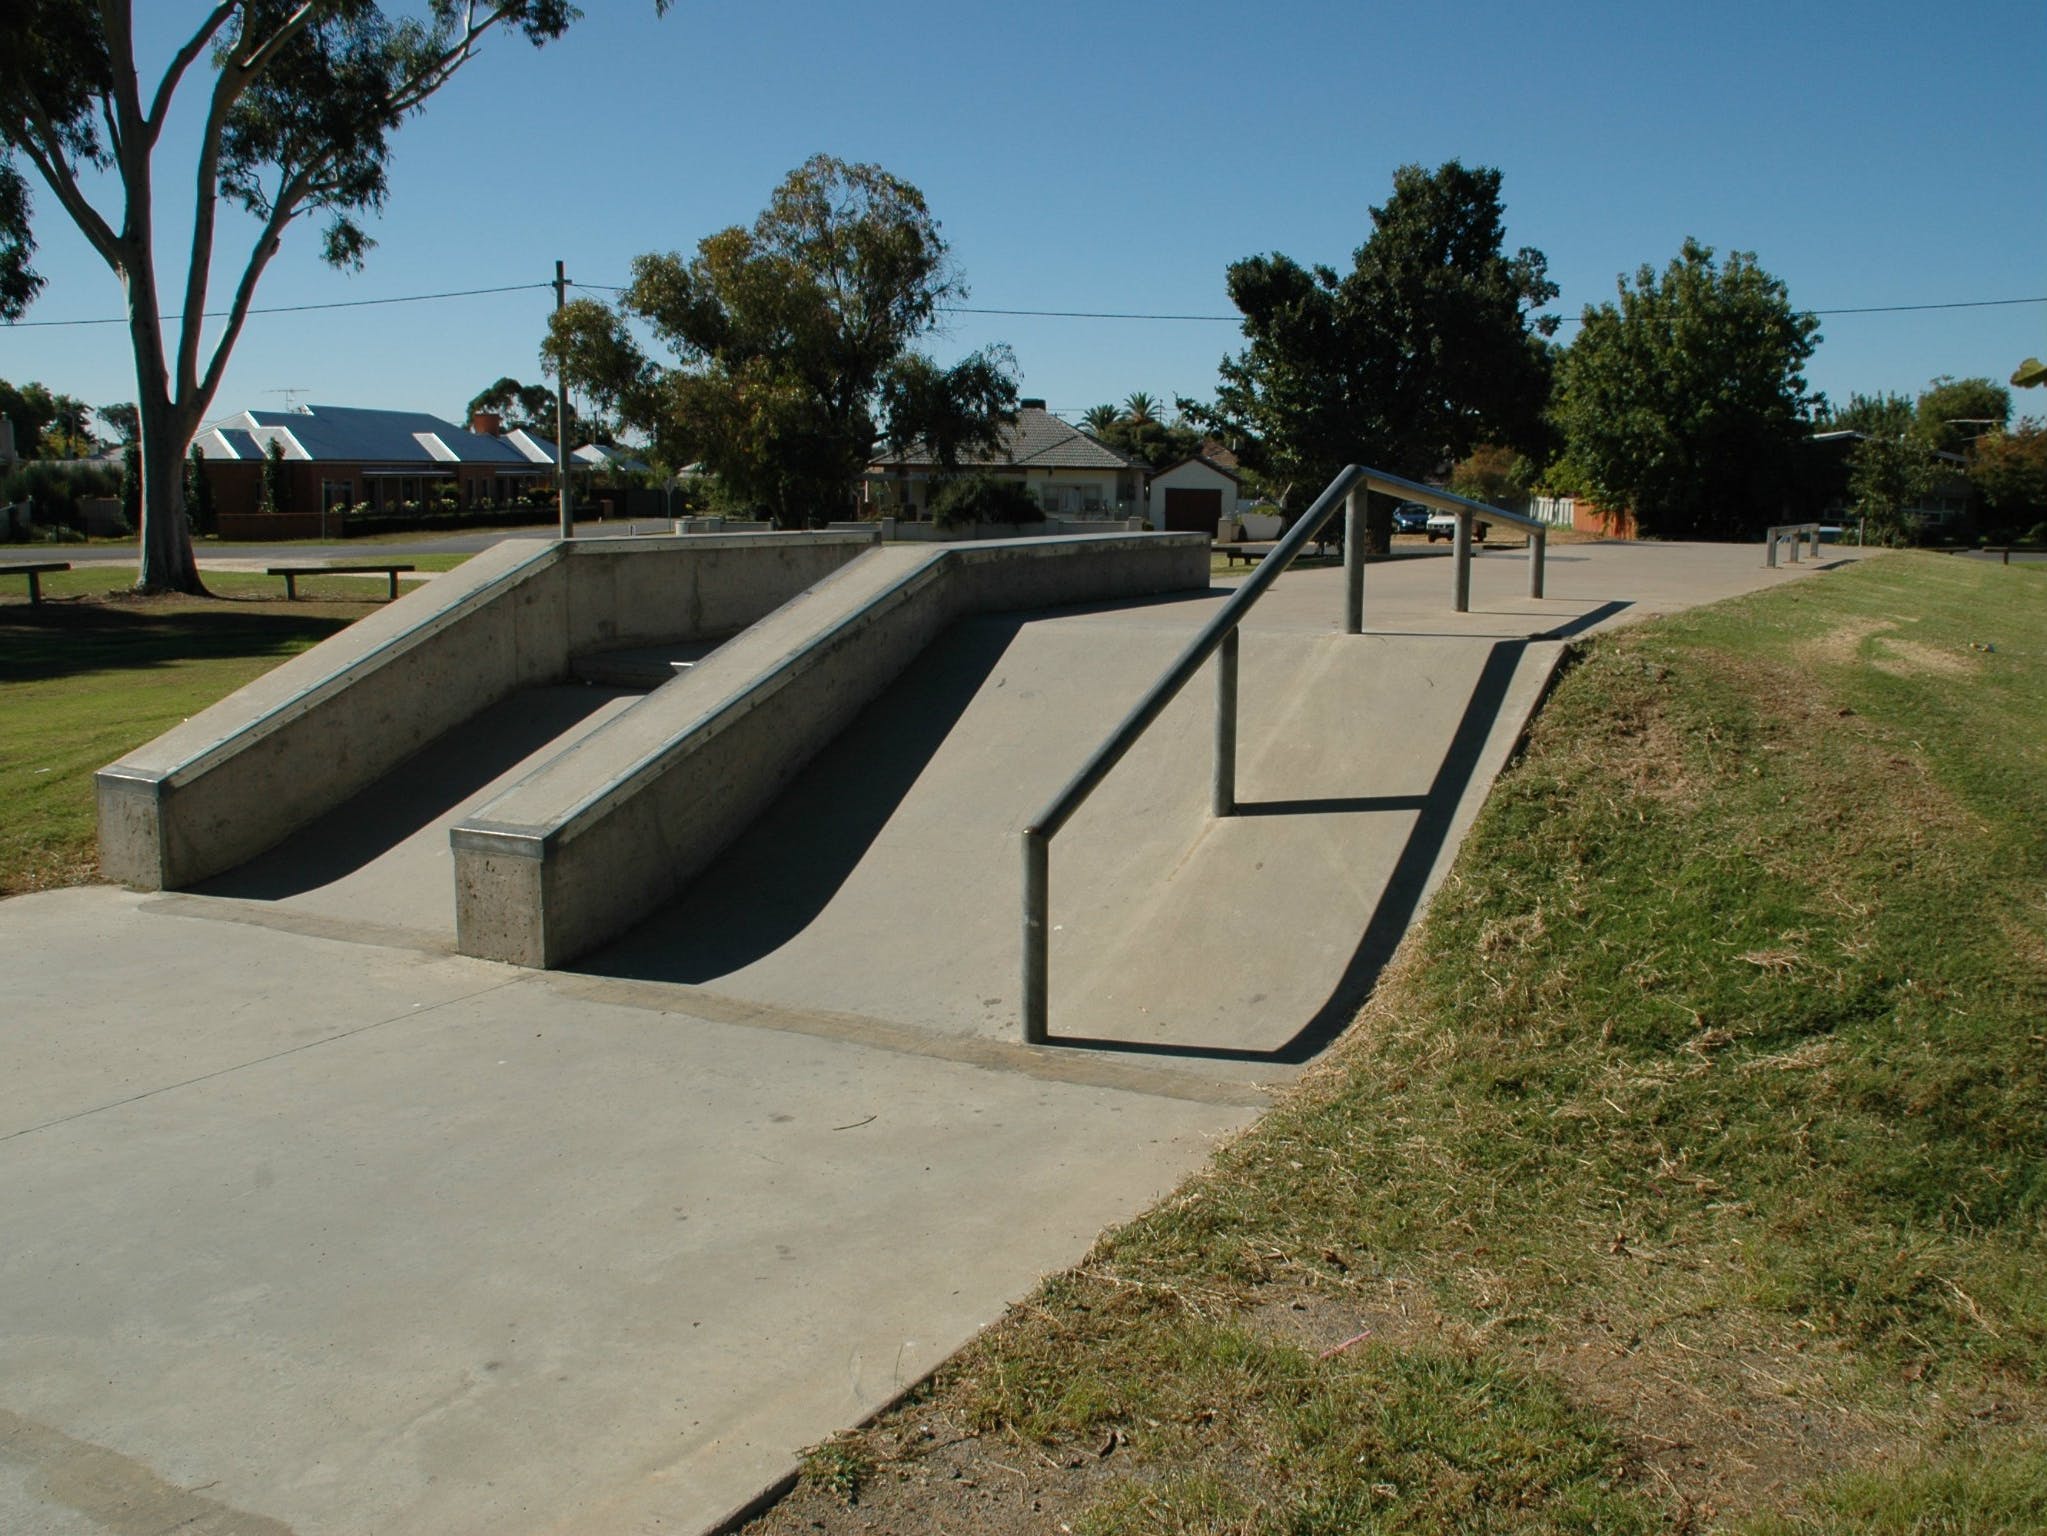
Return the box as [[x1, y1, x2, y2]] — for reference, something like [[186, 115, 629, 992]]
[[752, 551, 2047, 1535], [0, 568, 469, 895]]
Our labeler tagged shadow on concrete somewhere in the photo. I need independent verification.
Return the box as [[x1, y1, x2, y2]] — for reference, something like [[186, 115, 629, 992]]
[[1533, 600, 1632, 640], [578, 614, 1026, 986], [1234, 794, 1426, 817], [197, 685, 629, 901], [1046, 639, 1533, 1065]]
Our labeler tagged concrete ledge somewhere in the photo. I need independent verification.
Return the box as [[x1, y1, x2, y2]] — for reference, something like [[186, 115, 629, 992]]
[[452, 533, 1209, 967], [97, 532, 876, 890]]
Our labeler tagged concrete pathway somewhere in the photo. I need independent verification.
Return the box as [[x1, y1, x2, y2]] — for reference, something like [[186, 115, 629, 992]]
[[0, 538, 1870, 1535]]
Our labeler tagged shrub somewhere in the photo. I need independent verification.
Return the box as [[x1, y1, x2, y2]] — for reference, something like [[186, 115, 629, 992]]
[[1, 461, 122, 530], [185, 444, 217, 535], [929, 474, 1045, 528]]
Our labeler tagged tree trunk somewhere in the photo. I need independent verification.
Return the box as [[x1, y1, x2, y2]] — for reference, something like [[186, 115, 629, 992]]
[[135, 402, 203, 593], [127, 293, 206, 594], [1364, 491, 1392, 556]]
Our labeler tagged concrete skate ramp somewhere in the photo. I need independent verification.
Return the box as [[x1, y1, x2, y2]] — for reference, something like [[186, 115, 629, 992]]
[[188, 684, 642, 950], [96, 532, 878, 891], [451, 533, 1211, 967], [579, 589, 1562, 1070]]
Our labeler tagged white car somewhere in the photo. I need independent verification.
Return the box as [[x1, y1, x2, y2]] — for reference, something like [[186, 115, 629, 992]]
[[1425, 512, 1490, 543]]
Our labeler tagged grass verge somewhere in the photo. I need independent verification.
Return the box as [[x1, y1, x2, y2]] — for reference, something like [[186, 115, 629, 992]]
[[744, 552, 2047, 1534], [0, 575, 429, 895]]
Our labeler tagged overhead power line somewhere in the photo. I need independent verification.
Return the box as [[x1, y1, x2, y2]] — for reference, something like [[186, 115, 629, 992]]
[[948, 295, 2047, 325], [0, 281, 552, 328], [6, 282, 2041, 331]]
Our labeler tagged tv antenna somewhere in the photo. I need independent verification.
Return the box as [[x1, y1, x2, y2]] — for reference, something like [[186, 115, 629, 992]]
[[267, 387, 312, 411]]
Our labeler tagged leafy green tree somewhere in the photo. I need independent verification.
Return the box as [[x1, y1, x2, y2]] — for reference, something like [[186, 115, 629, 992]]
[[877, 348, 1018, 479], [546, 155, 1017, 528], [1086, 395, 1202, 468], [0, 379, 52, 453], [1448, 443, 1535, 507], [1, 2, 667, 593], [35, 391, 97, 457], [465, 376, 565, 437], [1848, 427, 1937, 546], [1820, 391, 1916, 438], [1969, 420, 2047, 531], [97, 401, 139, 444], [1192, 161, 1557, 550], [1551, 239, 1819, 539], [1915, 376, 2011, 455], [1081, 404, 1120, 435]]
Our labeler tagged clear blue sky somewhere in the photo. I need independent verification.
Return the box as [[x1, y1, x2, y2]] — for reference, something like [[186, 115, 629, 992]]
[[5, 0, 2043, 437]]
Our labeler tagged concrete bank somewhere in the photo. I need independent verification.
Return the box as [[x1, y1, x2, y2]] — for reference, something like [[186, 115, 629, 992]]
[[452, 532, 1209, 967], [95, 532, 878, 890]]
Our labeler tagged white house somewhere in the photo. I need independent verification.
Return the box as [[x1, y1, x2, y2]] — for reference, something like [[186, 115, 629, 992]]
[[862, 400, 1146, 519], [1146, 453, 1241, 535]]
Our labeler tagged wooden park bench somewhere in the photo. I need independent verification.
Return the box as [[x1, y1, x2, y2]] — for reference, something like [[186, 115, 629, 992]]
[[267, 563, 415, 601], [1211, 531, 1334, 566], [0, 560, 71, 606], [1214, 540, 1272, 566]]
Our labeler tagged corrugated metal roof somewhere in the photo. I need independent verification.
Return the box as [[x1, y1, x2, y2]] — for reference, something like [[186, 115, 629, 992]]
[[192, 405, 543, 466], [504, 428, 559, 465], [193, 427, 265, 461]]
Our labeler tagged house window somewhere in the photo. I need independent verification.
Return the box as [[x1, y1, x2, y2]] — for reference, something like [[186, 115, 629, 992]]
[[322, 480, 352, 510]]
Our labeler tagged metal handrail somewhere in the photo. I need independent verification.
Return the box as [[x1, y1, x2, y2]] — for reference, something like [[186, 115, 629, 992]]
[[1764, 522, 1821, 567], [1019, 464, 1547, 1043]]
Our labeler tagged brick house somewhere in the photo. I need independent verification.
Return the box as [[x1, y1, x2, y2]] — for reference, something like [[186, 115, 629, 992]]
[[191, 403, 561, 533]]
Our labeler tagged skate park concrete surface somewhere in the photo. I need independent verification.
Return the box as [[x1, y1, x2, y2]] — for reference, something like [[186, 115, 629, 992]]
[[0, 537, 1868, 1534]]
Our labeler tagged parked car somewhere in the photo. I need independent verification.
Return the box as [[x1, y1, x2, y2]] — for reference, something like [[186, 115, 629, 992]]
[[1391, 501, 1430, 535], [1426, 512, 1490, 543]]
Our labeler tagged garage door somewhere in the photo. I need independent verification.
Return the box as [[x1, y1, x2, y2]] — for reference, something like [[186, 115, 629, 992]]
[[1162, 488, 1223, 535]]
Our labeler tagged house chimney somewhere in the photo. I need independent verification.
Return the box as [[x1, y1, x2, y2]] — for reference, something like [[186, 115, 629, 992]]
[[1019, 398, 1047, 411], [470, 410, 503, 436]]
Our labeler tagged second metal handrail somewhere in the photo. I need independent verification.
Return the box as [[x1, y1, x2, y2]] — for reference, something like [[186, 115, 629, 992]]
[[1019, 465, 1548, 1043]]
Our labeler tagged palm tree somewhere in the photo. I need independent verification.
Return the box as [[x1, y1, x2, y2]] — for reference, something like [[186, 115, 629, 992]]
[[1082, 404, 1120, 435], [1123, 391, 1159, 425]]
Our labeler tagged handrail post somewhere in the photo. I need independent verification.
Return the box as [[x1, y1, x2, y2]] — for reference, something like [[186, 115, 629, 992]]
[[1766, 528, 1779, 568], [1213, 627, 1239, 817], [1453, 510, 1473, 612], [1530, 525, 1546, 599], [1343, 485, 1365, 634], [1788, 529, 1801, 563], [1021, 829, 1049, 1044]]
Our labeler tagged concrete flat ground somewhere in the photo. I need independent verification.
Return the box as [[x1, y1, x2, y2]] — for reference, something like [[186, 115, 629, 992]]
[[0, 538, 1870, 1535]]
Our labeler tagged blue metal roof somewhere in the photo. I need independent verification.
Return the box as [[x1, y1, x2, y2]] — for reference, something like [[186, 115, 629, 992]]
[[209, 405, 546, 466]]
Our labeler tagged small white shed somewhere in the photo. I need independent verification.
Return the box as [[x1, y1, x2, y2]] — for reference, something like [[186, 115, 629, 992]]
[[1147, 455, 1240, 535]]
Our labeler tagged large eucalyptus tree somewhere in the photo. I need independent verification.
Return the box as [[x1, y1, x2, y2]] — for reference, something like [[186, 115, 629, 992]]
[[1, 2, 664, 592]]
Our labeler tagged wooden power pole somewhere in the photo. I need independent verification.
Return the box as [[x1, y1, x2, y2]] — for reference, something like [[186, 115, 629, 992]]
[[555, 260, 573, 539]]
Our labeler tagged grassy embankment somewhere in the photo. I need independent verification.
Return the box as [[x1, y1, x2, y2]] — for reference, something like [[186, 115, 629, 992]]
[[757, 551, 2047, 1534], [0, 563, 463, 894]]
